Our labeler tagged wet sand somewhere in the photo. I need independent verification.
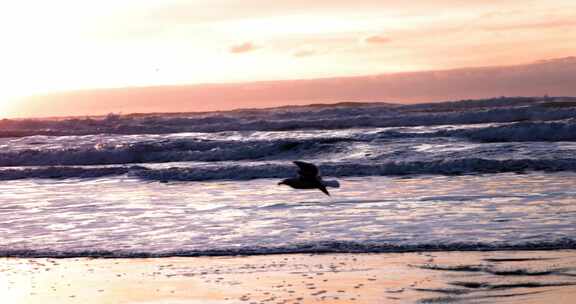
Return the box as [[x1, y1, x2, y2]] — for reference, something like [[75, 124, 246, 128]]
[[1, 250, 575, 303]]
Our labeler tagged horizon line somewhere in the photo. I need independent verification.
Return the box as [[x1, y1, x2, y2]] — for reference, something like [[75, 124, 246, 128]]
[[8, 95, 575, 121]]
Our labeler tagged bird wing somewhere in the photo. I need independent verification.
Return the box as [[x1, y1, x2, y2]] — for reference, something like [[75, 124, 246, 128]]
[[293, 161, 319, 179]]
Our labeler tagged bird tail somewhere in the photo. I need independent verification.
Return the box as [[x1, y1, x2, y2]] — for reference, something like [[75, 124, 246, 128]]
[[318, 185, 331, 196]]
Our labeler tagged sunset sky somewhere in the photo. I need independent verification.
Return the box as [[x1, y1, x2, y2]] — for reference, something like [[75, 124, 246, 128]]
[[1, 0, 576, 117]]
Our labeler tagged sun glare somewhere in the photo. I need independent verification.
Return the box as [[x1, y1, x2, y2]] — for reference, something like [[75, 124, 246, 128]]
[[1, 99, 24, 119]]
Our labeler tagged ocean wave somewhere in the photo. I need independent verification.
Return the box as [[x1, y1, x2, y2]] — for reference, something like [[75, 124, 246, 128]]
[[2, 97, 575, 137], [2, 158, 576, 181], [1, 238, 574, 258], [0, 166, 137, 180], [371, 119, 576, 142], [3, 119, 576, 168], [133, 158, 576, 181], [441, 119, 576, 142], [0, 137, 355, 167]]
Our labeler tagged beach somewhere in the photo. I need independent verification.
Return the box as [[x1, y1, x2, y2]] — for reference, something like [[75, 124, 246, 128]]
[[3, 250, 576, 303]]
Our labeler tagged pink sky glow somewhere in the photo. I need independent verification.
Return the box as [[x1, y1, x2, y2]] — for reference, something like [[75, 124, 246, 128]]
[[1, 0, 575, 117]]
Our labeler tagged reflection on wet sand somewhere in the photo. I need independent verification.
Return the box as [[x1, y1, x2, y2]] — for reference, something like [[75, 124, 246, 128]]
[[2, 250, 575, 303]]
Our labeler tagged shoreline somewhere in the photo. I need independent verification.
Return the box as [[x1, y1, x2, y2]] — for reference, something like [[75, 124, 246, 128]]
[[2, 247, 576, 259], [2, 250, 575, 303]]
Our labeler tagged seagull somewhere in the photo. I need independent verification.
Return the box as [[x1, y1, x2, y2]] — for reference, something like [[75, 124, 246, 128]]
[[278, 161, 340, 196]]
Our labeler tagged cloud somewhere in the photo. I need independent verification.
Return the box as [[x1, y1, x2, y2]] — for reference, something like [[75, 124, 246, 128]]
[[535, 56, 576, 65], [229, 41, 260, 54], [293, 48, 317, 57], [477, 8, 576, 32], [363, 34, 391, 44], [483, 19, 576, 31]]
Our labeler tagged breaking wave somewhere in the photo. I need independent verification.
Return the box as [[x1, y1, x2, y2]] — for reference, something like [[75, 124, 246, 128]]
[[133, 159, 576, 181], [0, 137, 355, 167], [2, 158, 576, 181], [2, 119, 576, 168], [442, 119, 576, 142], [1, 238, 575, 258]]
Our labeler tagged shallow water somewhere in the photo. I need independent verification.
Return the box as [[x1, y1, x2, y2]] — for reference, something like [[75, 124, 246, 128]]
[[1, 172, 575, 256]]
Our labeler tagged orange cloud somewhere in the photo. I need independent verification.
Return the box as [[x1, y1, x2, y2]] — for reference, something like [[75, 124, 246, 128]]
[[229, 41, 260, 53], [363, 34, 391, 44]]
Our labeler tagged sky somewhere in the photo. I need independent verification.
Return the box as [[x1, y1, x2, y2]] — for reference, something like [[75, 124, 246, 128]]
[[1, 0, 575, 117]]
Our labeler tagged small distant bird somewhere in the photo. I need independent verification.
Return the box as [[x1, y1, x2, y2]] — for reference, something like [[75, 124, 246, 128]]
[[278, 161, 340, 196]]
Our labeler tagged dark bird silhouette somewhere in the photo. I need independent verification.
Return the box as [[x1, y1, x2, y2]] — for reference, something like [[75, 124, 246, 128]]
[[278, 161, 340, 196]]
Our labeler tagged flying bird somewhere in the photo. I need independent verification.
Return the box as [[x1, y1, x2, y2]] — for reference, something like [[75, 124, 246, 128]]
[[278, 161, 340, 196]]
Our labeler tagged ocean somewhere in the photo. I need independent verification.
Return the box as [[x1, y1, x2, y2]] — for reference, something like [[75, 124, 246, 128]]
[[1, 96, 575, 257]]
